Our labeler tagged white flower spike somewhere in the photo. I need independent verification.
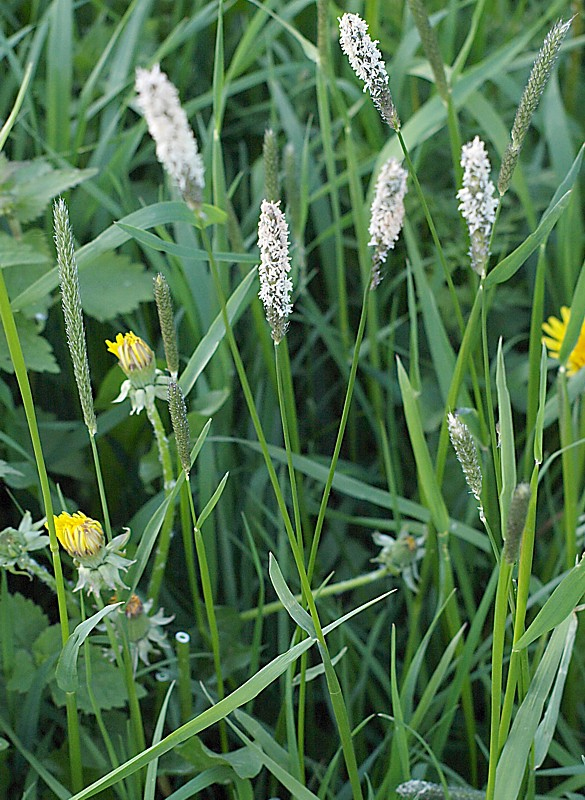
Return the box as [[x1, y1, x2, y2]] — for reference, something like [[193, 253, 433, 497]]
[[135, 64, 205, 208]]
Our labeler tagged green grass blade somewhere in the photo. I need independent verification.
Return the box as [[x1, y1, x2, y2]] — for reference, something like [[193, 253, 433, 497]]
[[55, 603, 122, 693], [513, 555, 585, 651], [494, 615, 574, 800]]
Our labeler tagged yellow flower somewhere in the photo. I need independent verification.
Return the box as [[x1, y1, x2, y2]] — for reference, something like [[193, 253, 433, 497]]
[[52, 511, 105, 558], [105, 331, 154, 376], [542, 306, 585, 376]]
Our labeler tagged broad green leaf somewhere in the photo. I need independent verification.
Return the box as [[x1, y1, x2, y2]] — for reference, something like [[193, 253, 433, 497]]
[[78, 253, 154, 321], [11, 202, 199, 312], [496, 341, 516, 534], [514, 554, 585, 650], [494, 616, 573, 800], [268, 553, 315, 637], [51, 645, 144, 713], [0, 231, 50, 268], [55, 603, 121, 692], [0, 316, 58, 374], [177, 735, 262, 780], [397, 359, 450, 533], [484, 191, 572, 288]]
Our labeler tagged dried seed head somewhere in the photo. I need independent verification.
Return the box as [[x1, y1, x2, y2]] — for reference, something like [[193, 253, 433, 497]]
[[257, 200, 293, 344], [448, 412, 483, 503], [168, 380, 191, 477], [498, 18, 572, 195], [135, 64, 205, 208], [503, 482, 531, 564], [153, 273, 179, 380], [456, 137, 498, 278], [53, 198, 97, 436], [368, 158, 408, 289], [339, 13, 400, 130]]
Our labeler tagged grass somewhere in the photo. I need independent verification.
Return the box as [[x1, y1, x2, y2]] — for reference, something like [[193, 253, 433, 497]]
[[0, 0, 584, 798]]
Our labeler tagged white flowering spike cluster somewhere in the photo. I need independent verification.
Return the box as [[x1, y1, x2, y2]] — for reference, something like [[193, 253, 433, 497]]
[[135, 64, 205, 208], [339, 13, 400, 129], [368, 158, 408, 288], [257, 200, 293, 344], [456, 136, 498, 278]]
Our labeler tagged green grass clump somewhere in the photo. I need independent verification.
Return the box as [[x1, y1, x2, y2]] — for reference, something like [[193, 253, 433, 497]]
[[0, 1, 583, 799]]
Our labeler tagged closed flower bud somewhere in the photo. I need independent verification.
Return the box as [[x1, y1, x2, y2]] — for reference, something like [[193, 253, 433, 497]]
[[168, 380, 191, 477], [153, 274, 179, 380], [503, 483, 531, 564]]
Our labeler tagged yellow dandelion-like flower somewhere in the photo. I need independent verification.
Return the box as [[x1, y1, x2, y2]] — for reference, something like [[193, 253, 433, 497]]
[[106, 331, 154, 376], [105, 331, 170, 414], [52, 511, 105, 558], [542, 306, 585, 376]]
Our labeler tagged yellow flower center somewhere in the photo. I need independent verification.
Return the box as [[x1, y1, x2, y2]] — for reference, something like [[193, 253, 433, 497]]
[[106, 331, 154, 375], [542, 306, 585, 376], [52, 511, 105, 558]]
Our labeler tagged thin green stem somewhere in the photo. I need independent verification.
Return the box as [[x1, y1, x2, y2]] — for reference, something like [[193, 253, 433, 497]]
[[307, 284, 369, 584], [187, 489, 228, 752], [198, 222, 364, 800], [146, 399, 176, 604], [485, 558, 513, 800], [498, 466, 539, 747], [89, 434, 112, 541], [0, 270, 83, 792]]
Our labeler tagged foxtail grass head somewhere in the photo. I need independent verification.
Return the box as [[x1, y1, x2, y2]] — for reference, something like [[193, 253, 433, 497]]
[[368, 158, 408, 289], [168, 380, 191, 478], [53, 198, 97, 436], [153, 273, 179, 380], [498, 18, 572, 195], [135, 63, 205, 209], [339, 13, 400, 130], [503, 483, 531, 564], [257, 200, 293, 344], [456, 137, 498, 279], [448, 412, 483, 506]]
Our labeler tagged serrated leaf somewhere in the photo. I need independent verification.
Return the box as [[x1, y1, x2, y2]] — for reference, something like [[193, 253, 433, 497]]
[[51, 645, 146, 714], [0, 231, 50, 268], [0, 317, 59, 374], [78, 253, 154, 321], [6, 650, 36, 693], [12, 164, 97, 224], [1, 593, 50, 650]]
